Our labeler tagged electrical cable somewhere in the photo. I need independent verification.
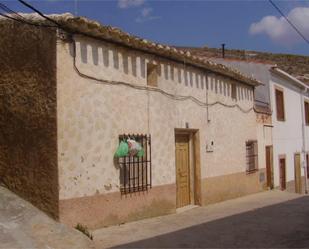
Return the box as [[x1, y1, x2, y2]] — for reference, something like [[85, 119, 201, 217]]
[[3, 0, 259, 114], [70, 38, 254, 113], [17, 0, 62, 28], [268, 0, 309, 45], [0, 2, 57, 28]]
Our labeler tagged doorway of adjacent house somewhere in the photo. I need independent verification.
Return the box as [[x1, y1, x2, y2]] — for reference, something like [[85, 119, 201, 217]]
[[279, 156, 286, 190], [266, 146, 274, 189], [175, 129, 201, 209], [294, 153, 302, 194]]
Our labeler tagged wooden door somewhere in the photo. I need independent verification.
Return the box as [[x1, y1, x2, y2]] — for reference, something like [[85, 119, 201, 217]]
[[306, 153, 309, 178], [266, 146, 274, 189], [279, 157, 286, 190], [175, 134, 190, 208], [294, 153, 302, 194]]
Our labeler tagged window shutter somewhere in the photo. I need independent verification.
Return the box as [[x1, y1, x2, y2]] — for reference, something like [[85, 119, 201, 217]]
[[275, 89, 284, 121], [305, 102, 309, 125]]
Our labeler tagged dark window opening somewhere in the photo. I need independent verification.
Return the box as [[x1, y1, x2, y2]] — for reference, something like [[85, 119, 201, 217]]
[[147, 63, 158, 87], [275, 88, 285, 121], [231, 84, 237, 100], [246, 140, 258, 173], [118, 134, 152, 194], [305, 101, 309, 125]]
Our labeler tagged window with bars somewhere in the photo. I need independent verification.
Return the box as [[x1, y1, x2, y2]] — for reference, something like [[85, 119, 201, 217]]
[[246, 140, 258, 173], [118, 134, 152, 194]]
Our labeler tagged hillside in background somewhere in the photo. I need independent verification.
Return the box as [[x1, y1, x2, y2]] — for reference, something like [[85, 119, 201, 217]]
[[178, 46, 309, 83]]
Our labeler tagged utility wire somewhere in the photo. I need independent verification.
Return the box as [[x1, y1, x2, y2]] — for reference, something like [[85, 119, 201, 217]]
[[268, 0, 309, 45], [17, 0, 62, 28], [0, 1, 57, 27]]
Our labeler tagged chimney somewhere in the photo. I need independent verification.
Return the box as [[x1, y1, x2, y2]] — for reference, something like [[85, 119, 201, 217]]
[[221, 43, 225, 58]]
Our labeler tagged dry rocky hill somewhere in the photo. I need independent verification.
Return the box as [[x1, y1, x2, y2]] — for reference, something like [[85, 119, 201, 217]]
[[178, 46, 309, 84]]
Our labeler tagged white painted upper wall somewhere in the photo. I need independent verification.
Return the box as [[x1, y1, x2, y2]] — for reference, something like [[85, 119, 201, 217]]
[[73, 36, 255, 105], [269, 72, 309, 186]]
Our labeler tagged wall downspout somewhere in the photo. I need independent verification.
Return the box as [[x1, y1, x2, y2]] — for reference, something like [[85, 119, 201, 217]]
[[300, 88, 308, 194]]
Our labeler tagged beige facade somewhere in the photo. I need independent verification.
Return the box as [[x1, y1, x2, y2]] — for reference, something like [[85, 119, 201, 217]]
[[0, 14, 266, 229], [57, 35, 264, 228]]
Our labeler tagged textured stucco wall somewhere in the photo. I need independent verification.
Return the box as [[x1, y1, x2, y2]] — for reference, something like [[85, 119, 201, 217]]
[[57, 35, 257, 198], [0, 21, 58, 218], [57, 35, 259, 226], [256, 113, 273, 173]]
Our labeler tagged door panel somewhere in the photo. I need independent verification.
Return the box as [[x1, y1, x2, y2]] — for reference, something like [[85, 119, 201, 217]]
[[306, 153, 309, 178], [175, 135, 190, 208], [294, 153, 302, 194], [266, 146, 274, 189], [279, 157, 286, 190]]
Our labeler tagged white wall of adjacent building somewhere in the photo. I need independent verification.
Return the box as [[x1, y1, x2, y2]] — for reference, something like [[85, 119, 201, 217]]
[[269, 72, 308, 187]]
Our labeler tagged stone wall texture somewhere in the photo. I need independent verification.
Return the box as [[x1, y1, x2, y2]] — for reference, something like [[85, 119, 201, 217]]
[[0, 21, 58, 218]]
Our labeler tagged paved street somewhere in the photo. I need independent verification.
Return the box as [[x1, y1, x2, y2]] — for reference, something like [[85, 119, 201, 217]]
[[93, 190, 309, 248]]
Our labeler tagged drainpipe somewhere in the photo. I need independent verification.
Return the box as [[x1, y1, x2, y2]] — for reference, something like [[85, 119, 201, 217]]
[[300, 88, 308, 194]]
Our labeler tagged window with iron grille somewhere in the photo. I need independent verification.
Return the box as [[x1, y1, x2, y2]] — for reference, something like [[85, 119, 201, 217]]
[[118, 134, 152, 194], [246, 140, 258, 173]]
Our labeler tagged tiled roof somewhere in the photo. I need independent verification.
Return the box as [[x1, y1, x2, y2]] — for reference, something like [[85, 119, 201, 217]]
[[1, 13, 261, 86]]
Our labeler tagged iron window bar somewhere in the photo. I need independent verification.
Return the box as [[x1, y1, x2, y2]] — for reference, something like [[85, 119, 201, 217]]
[[246, 140, 258, 174], [118, 134, 152, 194]]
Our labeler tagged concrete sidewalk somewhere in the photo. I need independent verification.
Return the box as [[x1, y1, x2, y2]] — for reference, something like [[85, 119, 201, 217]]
[[93, 190, 308, 248], [0, 186, 94, 249]]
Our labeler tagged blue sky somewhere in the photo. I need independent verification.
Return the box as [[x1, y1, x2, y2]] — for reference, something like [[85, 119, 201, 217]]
[[2, 0, 309, 55]]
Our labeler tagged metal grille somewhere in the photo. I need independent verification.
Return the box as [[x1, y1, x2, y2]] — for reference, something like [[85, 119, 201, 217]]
[[118, 134, 152, 194], [246, 140, 258, 173]]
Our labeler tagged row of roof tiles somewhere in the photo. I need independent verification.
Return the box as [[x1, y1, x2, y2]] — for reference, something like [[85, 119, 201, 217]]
[[1, 13, 261, 87]]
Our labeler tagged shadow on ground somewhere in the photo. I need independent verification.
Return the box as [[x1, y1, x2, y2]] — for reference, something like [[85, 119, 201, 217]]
[[113, 196, 309, 248]]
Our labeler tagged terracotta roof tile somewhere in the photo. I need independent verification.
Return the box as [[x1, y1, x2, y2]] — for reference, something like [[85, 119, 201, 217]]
[[0, 13, 261, 86]]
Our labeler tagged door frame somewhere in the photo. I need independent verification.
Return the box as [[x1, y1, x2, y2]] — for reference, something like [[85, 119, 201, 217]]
[[175, 128, 201, 206], [279, 155, 286, 191]]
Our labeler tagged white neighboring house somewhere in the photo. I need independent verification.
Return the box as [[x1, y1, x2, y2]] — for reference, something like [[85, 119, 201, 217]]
[[270, 67, 309, 193], [212, 58, 309, 193]]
